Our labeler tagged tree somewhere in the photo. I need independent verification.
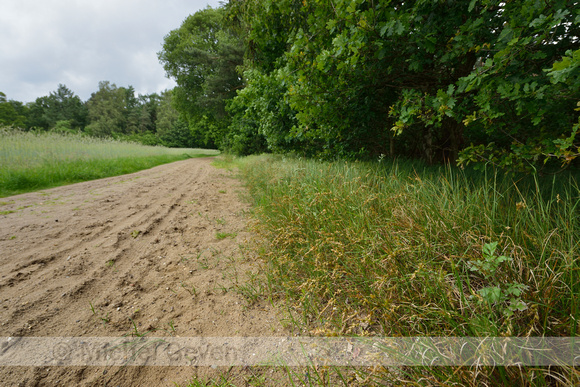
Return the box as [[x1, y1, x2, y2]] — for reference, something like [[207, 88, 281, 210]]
[[136, 93, 162, 133], [158, 6, 245, 149], [226, 68, 296, 155], [227, 0, 579, 169], [454, 1, 580, 169], [26, 84, 87, 130], [85, 81, 128, 137], [155, 90, 191, 147], [123, 85, 141, 134], [0, 92, 27, 128]]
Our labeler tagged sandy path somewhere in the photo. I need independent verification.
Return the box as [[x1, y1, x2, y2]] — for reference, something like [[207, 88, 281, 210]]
[[0, 158, 288, 386]]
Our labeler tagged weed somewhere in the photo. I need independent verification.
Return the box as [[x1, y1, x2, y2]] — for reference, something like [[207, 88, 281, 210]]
[[195, 252, 210, 270], [233, 271, 267, 304], [9, 236, 16, 240], [181, 282, 197, 297], [467, 242, 529, 319], [109, 328, 164, 366], [128, 318, 148, 337], [216, 218, 226, 225], [198, 211, 211, 222], [180, 254, 192, 263], [216, 232, 237, 240], [0, 210, 15, 215], [179, 376, 237, 387], [211, 154, 239, 170], [89, 301, 111, 326], [219, 190, 227, 194], [215, 283, 230, 294], [131, 230, 140, 238], [168, 320, 177, 335]]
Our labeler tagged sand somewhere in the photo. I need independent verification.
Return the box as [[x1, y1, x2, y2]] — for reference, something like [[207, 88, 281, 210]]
[[0, 157, 289, 386]]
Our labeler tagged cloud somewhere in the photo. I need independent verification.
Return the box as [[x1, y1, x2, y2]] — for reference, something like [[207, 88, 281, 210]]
[[0, 0, 221, 103]]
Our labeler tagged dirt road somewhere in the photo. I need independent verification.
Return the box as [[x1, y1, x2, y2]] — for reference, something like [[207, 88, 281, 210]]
[[0, 157, 287, 386]]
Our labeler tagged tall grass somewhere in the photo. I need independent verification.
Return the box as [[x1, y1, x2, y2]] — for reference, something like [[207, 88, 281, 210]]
[[0, 129, 219, 197], [230, 154, 579, 385]]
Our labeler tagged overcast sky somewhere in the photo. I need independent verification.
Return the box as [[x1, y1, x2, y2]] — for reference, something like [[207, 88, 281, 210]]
[[0, 0, 222, 103]]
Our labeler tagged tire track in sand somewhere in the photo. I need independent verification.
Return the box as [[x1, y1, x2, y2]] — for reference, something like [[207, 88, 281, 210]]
[[0, 157, 288, 386]]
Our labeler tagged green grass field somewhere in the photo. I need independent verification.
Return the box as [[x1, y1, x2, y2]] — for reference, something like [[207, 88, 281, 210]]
[[0, 129, 219, 197], [217, 154, 580, 386]]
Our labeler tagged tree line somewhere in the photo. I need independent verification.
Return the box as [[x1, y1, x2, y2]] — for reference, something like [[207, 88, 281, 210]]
[[3, 1, 577, 168], [0, 82, 209, 148], [157, 0, 578, 170]]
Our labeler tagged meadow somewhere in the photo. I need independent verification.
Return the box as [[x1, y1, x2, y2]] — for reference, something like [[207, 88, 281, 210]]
[[0, 129, 219, 197], [217, 154, 579, 386]]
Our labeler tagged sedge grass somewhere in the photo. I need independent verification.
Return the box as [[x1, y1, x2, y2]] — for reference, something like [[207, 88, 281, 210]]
[[225, 154, 579, 385], [0, 128, 219, 197]]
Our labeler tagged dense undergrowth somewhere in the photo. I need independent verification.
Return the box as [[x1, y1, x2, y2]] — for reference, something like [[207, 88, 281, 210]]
[[224, 154, 579, 385], [0, 129, 219, 197]]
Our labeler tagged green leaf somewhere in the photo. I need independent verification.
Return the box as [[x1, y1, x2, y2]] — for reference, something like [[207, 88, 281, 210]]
[[498, 27, 513, 42], [326, 19, 337, 33], [513, 300, 528, 312], [552, 56, 572, 72], [395, 20, 405, 35], [482, 241, 498, 258], [379, 21, 392, 37], [554, 9, 570, 21], [468, 0, 477, 12], [479, 286, 502, 304], [529, 14, 547, 28]]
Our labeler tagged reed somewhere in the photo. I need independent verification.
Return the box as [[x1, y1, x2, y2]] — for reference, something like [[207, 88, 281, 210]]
[[0, 128, 219, 197]]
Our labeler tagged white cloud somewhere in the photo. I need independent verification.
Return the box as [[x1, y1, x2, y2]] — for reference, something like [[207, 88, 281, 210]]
[[0, 0, 221, 103]]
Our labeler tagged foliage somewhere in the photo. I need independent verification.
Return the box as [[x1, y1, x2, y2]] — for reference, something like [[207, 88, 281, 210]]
[[85, 81, 135, 137], [155, 91, 179, 140], [159, 119, 192, 148], [2, 82, 200, 148], [6, 2, 578, 165], [158, 6, 245, 149], [0, 92, 27, 127], [225, 68, 298, 155], [454, 3, 580, 170], [467, 242, 529, 318], [224, 0, 580, 168], [188, 114, 228, 149], [26, 84, 88, 130]]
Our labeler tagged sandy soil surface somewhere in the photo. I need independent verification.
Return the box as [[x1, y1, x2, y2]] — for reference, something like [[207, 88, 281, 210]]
[[0, 157, 289, 386]]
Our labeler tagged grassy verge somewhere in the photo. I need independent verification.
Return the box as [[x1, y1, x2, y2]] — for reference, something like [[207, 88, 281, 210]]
[[220, 154, 579, 385], [0, 129, 219, 197]]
